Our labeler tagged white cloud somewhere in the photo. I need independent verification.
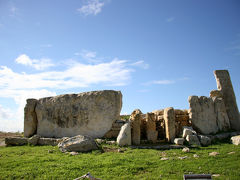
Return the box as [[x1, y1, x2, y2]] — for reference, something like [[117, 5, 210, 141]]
[[75, 50, 102, 64], [0, 53, 135, 132], [15, 54, 54, 70], [1, 58, 132, 92], [77, 0, 105, 16], [143, 80, 175, 85], [166, 17, 175, 22], [130, 60, 149, 69]]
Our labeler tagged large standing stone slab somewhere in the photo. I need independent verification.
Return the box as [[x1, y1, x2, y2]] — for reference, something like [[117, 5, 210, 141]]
[[164, 107, 175, 143], [24, 99, 38, 137], [34, 90, 122, 138], [214, 70, 240, 130], [146, 113, 158, 143], [213, 97, 230, 131], [130, 109, 142, 145], [117, 122, 131, 146], [188, 96, 218, 134]]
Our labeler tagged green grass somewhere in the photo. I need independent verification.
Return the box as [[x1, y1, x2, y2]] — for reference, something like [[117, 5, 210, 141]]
[[0, 141, 240, 180]]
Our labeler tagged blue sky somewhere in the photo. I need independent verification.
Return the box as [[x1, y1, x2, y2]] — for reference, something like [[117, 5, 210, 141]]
[[0, 0, 240, 132]]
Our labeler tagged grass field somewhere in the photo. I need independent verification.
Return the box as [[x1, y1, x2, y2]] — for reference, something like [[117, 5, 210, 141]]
[[0, 140, 239, 180]]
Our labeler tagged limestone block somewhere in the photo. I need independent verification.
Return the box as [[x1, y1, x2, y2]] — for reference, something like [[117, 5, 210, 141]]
[[231, 135, 240, 145], [24, 99, 38, 137], [198, 135, 211, 146], [182, 127, 197, 138], [210, 90, 223, 98], [38, 137, 62, 146], [164, 107, 175, 143], [5, 137, 28, 146], [146, 113, 158, 143], [213, 97, 230, 131], [152, 109, 164, 116], [214, 70, 240, 130], [174, 138, 184, 145], [117, 122, 131, 146], [35, 90, 122, 138], [58, 135, 99, 152], [130, 109, 142, 145], [28, 135, 40, 145], [188, 96, 218, 134], [186, 135, 201, 146]]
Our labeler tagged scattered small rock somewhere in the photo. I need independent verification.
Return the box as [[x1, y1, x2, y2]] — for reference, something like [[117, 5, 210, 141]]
[[193, 154, 199, 158], [69, 152, 79, 156], [161, 157, 169, 160], [182, 147, 190, 153], [231, 135, 240, 145], [74, 172, 101, 180], [48, 150, 54, 153], [209, 152, 219, 156], [117, 149, 124, 153], [174, 138, 184, 145], [227, 151, 235, 155], [178, 156, 188, 160], [212, 174, 220, 177]]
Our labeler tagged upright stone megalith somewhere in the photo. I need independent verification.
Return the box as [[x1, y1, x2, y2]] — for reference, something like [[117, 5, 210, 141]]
[[130, 109, 142, 145], [24, 99, 38, 137], [146, 113, 158, 143], [25, 90, 122, 138], [164, 107, 175, 143], [214, 70, 240, 130]]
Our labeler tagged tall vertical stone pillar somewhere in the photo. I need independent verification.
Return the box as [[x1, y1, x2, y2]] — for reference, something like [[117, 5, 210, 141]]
[[146, 113, 158, 143], [164, 107, 175, 143], [214, 70, 240, 130], [130, 109, 142, 145], [24, 99, 38, 137]]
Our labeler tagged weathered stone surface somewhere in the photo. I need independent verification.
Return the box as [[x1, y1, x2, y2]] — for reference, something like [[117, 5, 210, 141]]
[[152, 109, 164, 116], [198, 135, 211, 146], [34, 90, 122, 138], [210, 90, 223, 98], [164, 107, 175, 143], [24, 99, 38, 137], [174, 138, 184, 145], [130, 109, 142, 145], [186, 135, 201, 146], [214, 70, 240, 130], [38, 137, 62, 146], [231, 135, 240, 145], [188, 96, 218, 134], [58, 135, 98, 152], [117, 122, 131, 146], [182, 127, 197, 138], [213, 97, 230, 131], [5, 137, 28, 146], [146, 113, 158, 143], [28, 135, 40, 145], [103, 120, 125, 138]]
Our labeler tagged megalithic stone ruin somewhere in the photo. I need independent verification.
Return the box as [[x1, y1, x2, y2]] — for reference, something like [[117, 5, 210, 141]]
[[214, 70, 240, 131]]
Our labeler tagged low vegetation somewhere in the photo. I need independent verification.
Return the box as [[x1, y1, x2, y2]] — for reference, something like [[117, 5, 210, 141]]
[[0, 140, 239, 180]]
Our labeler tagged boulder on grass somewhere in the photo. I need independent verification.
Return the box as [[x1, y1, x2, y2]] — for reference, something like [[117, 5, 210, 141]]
[[231, 135, 240, 145], [28, 135, 40, 145], [58, 135, 99, 152], [186, 135, 201, 146], [182, 127, 197, 138], [117, 122, 131, 146], [174, 138, 185, 145], [5, 137, 28, 146], [198, 135, 211, 146]]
